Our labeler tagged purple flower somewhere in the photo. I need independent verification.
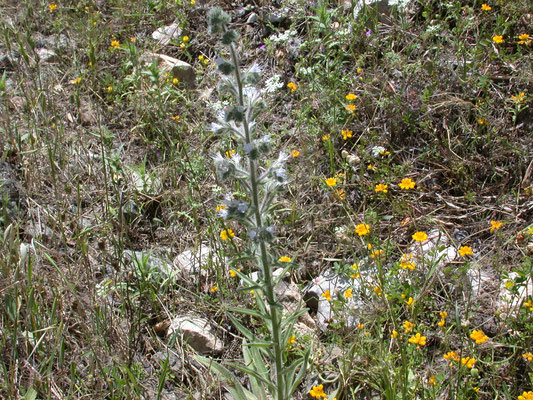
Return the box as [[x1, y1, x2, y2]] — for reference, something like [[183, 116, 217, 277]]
[[365, 30, 372, 36], [258, 44, 266, 50]]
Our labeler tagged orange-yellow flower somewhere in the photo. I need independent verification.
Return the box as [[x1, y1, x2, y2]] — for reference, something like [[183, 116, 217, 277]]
[[398, 178, 416, 190], [220, 229, 235, 241], [459, 246, 474, 256], [481, 3, 491, 11], [110, 40, 120, 49], [279, 256, 291, 262], [355, 223, 370, 236], [492, 35, 504, 44], [403, 320, 415, 333], [345, 93, 357, 100], [470, 329, 489, 344], [341, 129, 353, 140], [490, 220, 503, 233], [374, 183, 388, 193], [408, 333, 427, 346], [321, 290, 331, 302], [412, 231, 428, 242], [325, 177, 337, 187], [461, 357, 476, 368], [287, 82, 297, 93]]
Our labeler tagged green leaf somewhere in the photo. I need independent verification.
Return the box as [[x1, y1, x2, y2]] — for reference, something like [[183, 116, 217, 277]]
[[195, 355, 256, 400], [225, 362, 276, 393], [288, 348, 310, 396], [243, 344, 268, 400], [228, 306, 269, 320]]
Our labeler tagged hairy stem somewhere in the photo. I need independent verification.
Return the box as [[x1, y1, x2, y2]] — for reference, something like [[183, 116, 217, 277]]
[[229, 41, 285, 400]]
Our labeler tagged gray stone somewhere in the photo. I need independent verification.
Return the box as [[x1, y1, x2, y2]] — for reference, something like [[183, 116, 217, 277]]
[[304, 268, 368, 332], [246, 13, 258, 24], [168, 315, 224, 354], [152, 351, 183, 375], [142, 52, 196, 89], [36, 48, 58, 63], [497, 273, 533, 318], [250, 268, 316, 330], [152, 23, 182, 46], [173, 244, 225, 279], [353, 0, 410, 21]]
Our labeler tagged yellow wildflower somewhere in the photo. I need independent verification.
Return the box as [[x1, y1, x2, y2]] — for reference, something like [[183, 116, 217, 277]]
[[459, 246, 474, 256], [373, 286, 382, 296], [279, 256, 291, 262], [225, 149, 236, 158], [345, 104, 356, 112], [391, 330, 398, 338], [370, 250, 384, 259], [345, 93, 357, 100], [110, 40, 120, 49], [518, 392, 533, 400], [48, 4, 58, 12], [522, 353, 533, 362], [398, 178, 416, 190], [190, 0, 195, 4], [322, 134, 331, 141], [470, 329, 489, 344], [492, 35, 504, 44], [403, 320, 415, 333], [172, 77, 179, 85], [220, 229, 235, 241], [72, 77, 82, 85], [209, 285, 218, 292], [325, 177, 337, 187], [461, 357, 476, 368], [341, 129, 353, 140], [182, 35, 189, 42], [355, 223, 370, 237], [437, 319, 445, 327], [429, 375, 437, 386], [481, 3, 491, 10], [290, 149, 300, 157], [171, 115, 181, 121], [518, 33, 532, 45], [405, 296, 414, 306], [344, 288, 353, 298], [106, 86, 113, 93], [367, 164, 377, 171], [356, 67, 362, 74], [334, 189, 346, 200], [130, 37, 136, 42], [444, 351, 460, 361], [287, 82, 297, 93], [511, 92, 525, 103], [408, 332, 427, 346], [309, 384, 327, 399], [287, 335, 296, 345], [524, 300, 533, 311], [490, 220, 503, 232], [374, 183, 388, 193], [321, 290, 331, 302], [412, 231, 428, 242]]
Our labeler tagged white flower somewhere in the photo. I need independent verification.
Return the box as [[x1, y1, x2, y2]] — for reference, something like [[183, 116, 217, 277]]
[[263, 74, 284, 93], [371, 146, 386, 157]]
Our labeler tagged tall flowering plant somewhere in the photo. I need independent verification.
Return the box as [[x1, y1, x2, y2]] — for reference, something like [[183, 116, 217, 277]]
[[195, 7, 309, 400]]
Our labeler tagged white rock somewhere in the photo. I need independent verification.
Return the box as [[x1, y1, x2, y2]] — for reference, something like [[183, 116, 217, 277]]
[[36, 48, 58, 63], [168, 315, 223, 354], [497, 273, 533, 318], [409, 229, 457, 269], [152, 23, 182, 46], [173, 244, 225, 279], [141, 52, 196, 88]]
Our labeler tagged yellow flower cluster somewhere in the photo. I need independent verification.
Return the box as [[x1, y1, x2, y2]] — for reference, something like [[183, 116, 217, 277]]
[[398, 178, 416, 190], [518, 392, 533, 400], [490, 220, 503, 232], [374, 183, 388, 193], [49, 3, 58, 12], [470, 329, 489, 344], [309, 384, 327, 399], [400, 253, 415, 270], [344, 93, 357, 113], [437, 311, 447, 327], [511, 92, 526, 103], [459, 246, 474, 256], [110, 40, 120, 49], [408, 332, 427, 346], [355, 223, 370, 236], [412, 231, 428, 242], [492, 35, 504, 44], [403, 320, 415, 333], [518, 33, 532, 45], [321, 290, 331, 302], [287, 82, 297, 93], [325, 177, 337, 187], [522, 352, 533, 362], [220, 229, 235, 241], [341, 129, 353, 140], [481, 3, 491, 11], [279, 256, 291, 262]]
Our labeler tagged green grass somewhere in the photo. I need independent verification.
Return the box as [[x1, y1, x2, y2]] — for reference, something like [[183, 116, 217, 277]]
[[0, 0, 532, 399]]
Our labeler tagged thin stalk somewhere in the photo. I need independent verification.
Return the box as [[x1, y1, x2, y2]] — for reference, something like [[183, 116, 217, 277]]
[[228, 42, 286, 400]]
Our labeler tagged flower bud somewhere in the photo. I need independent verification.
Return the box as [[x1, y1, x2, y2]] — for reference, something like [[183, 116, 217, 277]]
[[207, 7, 231, 34], [222, 30, 240, 45]]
